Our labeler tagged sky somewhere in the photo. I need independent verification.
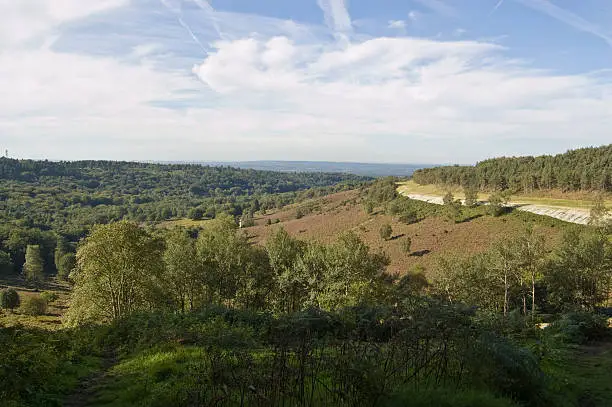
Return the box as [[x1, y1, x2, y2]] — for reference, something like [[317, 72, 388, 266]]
[[1, 0, 611, 164]]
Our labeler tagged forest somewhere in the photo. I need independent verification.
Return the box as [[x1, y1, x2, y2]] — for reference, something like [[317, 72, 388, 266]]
[[412, 144, 612, 193], [1, 176, 611, 406], [0, 158, 366, 278]]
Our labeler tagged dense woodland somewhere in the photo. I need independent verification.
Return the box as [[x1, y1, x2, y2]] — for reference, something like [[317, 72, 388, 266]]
[[412, 144, 612, 192], [0, 158, 366, 278]]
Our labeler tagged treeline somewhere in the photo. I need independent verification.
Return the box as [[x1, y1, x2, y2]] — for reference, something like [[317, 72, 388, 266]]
[[66, 218, 391, 324], [0, 158, 366, 276], [412, 144, 612, 192]]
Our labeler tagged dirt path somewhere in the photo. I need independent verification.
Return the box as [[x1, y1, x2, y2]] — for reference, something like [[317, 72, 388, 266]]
[[400, 192, 595, 225], [63, 352, 117, 407]]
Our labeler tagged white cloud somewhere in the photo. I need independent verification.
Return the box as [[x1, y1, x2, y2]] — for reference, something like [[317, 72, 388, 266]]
[[388, 20, 406, 30], [1, 0, 612, 163], [408, 11, 420, 22], [0, 0, 128, 49]]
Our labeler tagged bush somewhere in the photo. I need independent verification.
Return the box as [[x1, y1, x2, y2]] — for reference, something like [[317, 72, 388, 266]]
[[0, 288, 20, 311], [401, 237, 412, 254], [379, 224, 392, 241], [21, 296, 48, 316], [40, 291, 59, 303], [547, 312, 610, 344]]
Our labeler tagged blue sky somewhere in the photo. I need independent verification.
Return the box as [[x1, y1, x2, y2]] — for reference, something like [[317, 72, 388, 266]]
[[1, 0, 611, 164]]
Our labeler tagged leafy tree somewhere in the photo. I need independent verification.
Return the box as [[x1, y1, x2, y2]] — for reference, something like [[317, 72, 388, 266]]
[[317, 232, 390, 310], [0, 250, 13, 275], [545, 228, 612, 311], [196, 213, 250, 305], [379, 224, 393, 241], [66, 221, 165, 324], [0, 288, 20, 311], [464, 186, 479, 207], [588, 194, 610, 228], [266, 227, 306, 312], [487, 193, 506, 217], [56, 253, 76, 281], [163, 228, 200, 312], [443, 192, 454, 206], [23, 245, 44, 287]]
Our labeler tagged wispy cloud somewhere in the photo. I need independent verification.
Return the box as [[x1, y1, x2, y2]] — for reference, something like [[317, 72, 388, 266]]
[[516, 0, 612, 47], [388, 20, 407, 30], [489, 0, 505, 16], [1, 0, 612, 163], [414, 0, 456, 17], [317, 0, 353, 38]]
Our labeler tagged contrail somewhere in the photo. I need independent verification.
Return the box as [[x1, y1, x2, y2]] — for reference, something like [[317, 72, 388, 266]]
[[178, 17, 209, 53], [489, 0, 505, 16], [191, 0, 224, 40], [317, 0, 352, 43], [160, 0, 209, 54]]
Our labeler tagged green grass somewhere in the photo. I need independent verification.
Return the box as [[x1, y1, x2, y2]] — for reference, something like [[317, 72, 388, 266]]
[[543, 341, 612, 407], [155, 218, 212, 228], [385, 387, 520, 407]]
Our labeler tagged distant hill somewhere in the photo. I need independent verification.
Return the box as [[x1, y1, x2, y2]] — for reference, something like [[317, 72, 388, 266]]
[[198, 161, 433, 177], [412, 144, 612, 193]]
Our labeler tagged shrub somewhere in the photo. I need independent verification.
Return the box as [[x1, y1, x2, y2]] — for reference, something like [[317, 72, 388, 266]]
[[21, 295, 48, 316], [401, 237, 412, 254], [379, 224, 392, 241], [547, 312, 610, 344], [0, 288, 20, 311], [40, 291, 59, 303]]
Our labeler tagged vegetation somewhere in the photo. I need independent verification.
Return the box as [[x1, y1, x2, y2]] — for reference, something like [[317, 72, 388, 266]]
[[1, 158, 611, 406], [413, 144, 612, 192], [0, 288, 20, 311], [0, 158, 366, 279]]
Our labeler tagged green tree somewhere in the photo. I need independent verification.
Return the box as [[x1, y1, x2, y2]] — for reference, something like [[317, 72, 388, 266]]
[[318, 232, 390, 310], [266, 227, 306, 312], [443, 191, 454, 206], [0, 288, 20, 311], [464, 186, 479, 207], [66, 221, 165, 325], [0, 250, 13, 275], [545, 228, 612, 311], [23, 245, 44, 287], [163, 228, 200, 312], [57, 253, 76, 281], [487, 193, 506, 217], [588, 194, 610, 228], [379, 224, 393, 241]]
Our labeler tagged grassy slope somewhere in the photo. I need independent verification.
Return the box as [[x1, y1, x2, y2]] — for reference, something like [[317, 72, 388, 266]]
[[398, 180, 612, 209]]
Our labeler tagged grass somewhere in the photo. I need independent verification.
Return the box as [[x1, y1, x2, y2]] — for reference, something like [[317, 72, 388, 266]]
[[397, 180, 611, 210], [155, 218, 212, 229], [544, 340, 612, 407]]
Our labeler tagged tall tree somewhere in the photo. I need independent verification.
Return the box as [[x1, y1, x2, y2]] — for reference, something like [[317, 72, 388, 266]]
[[164, 228, 201, 312], [66, 221, 165, 325], [23, 245, 44, 287]]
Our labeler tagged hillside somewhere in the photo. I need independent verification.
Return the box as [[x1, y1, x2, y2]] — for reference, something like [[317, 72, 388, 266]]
[[243, 189, 567, 275], [412, 144, 612, 193]]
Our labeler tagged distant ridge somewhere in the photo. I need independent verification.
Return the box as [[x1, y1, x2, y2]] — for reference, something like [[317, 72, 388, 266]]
[[163, 161, 436, 177]]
